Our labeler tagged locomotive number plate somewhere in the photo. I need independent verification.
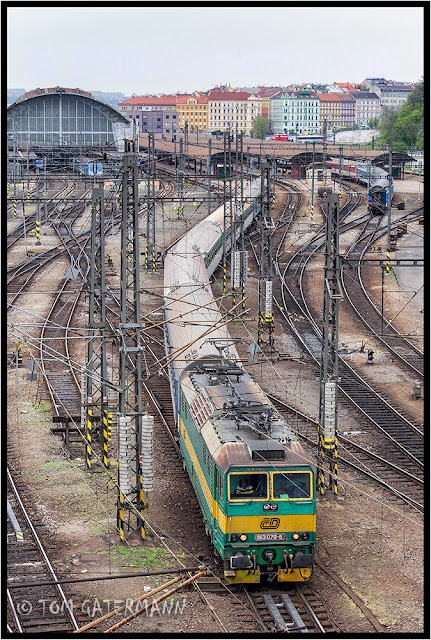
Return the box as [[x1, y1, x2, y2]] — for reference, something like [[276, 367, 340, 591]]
[[254, 533, 285, 542]]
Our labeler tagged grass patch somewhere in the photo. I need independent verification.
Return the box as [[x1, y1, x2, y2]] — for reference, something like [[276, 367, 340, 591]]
[[110, 544, 171, 569]]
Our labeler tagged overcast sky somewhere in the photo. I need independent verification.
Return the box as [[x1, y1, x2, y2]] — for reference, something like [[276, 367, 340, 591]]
[[7, 5, 424, 95]]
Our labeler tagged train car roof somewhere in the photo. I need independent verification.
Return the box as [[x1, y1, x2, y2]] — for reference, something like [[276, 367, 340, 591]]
[[181, 367, 315, 472]]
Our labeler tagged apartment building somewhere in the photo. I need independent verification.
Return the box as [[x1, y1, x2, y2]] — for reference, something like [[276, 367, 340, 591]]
[[316, 94, 342, 130], [208, 92, 262, 135], [270, 91, 320, 135], [349, 92, 381, 125], [118, 96, 180, 135], [256, 87, 283, 125], [372, 84, 413, 111], [176, 94, 208, 131], [338, 93, 356, 128]]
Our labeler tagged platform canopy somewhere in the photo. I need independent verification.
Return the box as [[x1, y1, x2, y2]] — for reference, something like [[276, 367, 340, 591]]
[[371, 152, 415, 165], [290, 152, 326, 164]]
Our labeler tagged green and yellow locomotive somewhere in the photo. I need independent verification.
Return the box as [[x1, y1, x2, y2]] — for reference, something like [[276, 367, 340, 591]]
[[178, 357, 316, 584]]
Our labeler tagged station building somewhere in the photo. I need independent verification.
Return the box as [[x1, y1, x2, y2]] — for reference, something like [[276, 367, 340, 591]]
[[7, 86, 132, 149]]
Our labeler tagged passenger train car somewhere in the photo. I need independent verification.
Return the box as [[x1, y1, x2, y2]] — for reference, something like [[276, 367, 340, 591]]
[[163, 180, 316, 583], [327, 158, 393, 214]]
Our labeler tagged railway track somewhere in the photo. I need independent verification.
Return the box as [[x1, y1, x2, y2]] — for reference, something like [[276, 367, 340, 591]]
[[240, 183, 423, 508], [7, 466, 84, 633], [340, 210, 424, 377], [268, 394, 424, 514], [242, 585, 336, 632], [274, 198, 424, 469]]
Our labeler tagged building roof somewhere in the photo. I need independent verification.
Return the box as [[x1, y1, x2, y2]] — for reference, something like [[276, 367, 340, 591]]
[[316, 93, 342, 102], [256, 87, 283, 97], [118, 95, 185, 106], [349, 92, 380, 100], [176, 95, 209, 104], [274, 91, 319, 100], [338, 93, 355, 102], [15, 86, 93, 104], [208, 91, 253, 100], [335, 82, 356, 92], [379, 85, 413, 93]]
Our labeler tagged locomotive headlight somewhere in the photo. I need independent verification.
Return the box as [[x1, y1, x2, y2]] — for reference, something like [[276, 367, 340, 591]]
[[292, 532, 300, 541], [231, 534, 238, 542], [301, 532, 310, 540], [239, 534, 248, 542]]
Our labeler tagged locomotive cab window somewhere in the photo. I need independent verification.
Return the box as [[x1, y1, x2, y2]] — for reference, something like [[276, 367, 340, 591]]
[[228, 473, 268, 501], [272, 472, 312, 500]]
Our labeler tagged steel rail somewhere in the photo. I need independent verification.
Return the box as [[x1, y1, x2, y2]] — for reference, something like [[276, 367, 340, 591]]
[[293, 216, 424, 439], [7, 588, 23, 633], [295, 584, 326, 633], [7, 467, 79, 631], [268, 393, 424, 512], [276, 201, 424, 466]]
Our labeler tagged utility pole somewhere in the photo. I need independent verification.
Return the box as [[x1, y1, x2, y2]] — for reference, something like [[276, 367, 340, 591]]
[[177, 138, 184, 219], [222, 130, 229, 294], [207, 137, 212, 216], [118, 141, 146, 541], [145, 133, 156, 270], [317, 193, 341, 496], [257, 163, 275, 350], [85, 185, 108, 470], [385, 147, 393, 275], [231, 127, 246, 311], [322, 117, 328, 191], [35, 168, 41, 244], [311, 142, 316, 222]]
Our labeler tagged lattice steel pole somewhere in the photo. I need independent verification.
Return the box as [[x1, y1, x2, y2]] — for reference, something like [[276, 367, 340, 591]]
[[35, 168, 41, 244], [207, 137, 212, 217], [118, 142, 145, 540], [222, 131, 228, 295], [85, 185, 108, 470], [258, 163, 275, 350], [317, 193, 341, 496], [177, 138, 184, 219], [145, 133, 156, 271]]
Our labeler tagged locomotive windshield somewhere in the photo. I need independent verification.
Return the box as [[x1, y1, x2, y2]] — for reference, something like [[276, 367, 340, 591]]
[[272, 472, 311, 500], [228, 473, 268, 501]]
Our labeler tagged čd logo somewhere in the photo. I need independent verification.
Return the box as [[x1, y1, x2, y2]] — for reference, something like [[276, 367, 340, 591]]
[[260, 517, 280, 530]]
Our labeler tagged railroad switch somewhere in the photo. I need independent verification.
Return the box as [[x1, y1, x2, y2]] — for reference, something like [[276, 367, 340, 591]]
[[413, 383, 421, 400], [367, 349, 374, 364]]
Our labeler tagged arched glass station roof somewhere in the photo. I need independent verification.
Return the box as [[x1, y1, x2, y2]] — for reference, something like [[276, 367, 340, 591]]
[[7, 87, 132, 148]]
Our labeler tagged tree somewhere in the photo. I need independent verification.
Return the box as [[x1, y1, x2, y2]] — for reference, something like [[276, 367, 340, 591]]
[[250, 115, 269, 139], [378, 81, 423, 149]]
